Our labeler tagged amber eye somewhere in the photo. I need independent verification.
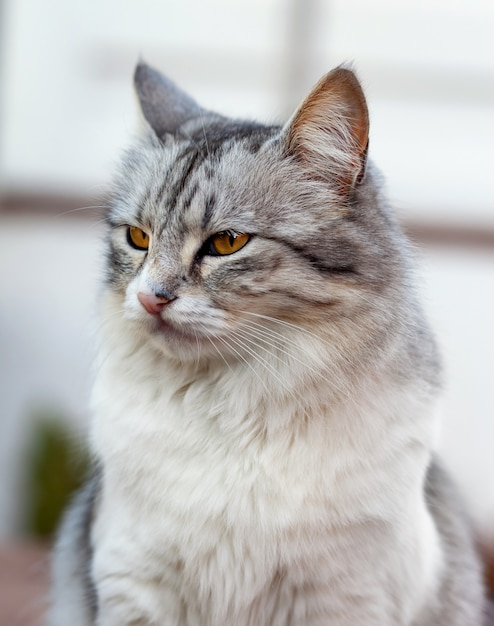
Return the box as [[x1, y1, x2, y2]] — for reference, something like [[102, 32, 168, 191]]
[[209, 231, 250, 256], [127, 226, 150, 250]]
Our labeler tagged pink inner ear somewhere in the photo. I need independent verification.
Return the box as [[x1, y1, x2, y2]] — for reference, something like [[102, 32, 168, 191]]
[[286, 68, 369, 191], [332, 70, 369, 158]]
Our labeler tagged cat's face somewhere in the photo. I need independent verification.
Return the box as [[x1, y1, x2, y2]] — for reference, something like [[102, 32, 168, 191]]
[[104, 65, 399, 364]]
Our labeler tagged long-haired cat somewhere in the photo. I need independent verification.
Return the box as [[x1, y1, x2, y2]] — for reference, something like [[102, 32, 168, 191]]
[[48, 63, 486, 625]]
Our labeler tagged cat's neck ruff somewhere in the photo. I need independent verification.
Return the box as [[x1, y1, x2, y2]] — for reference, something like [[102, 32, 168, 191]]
[[93, 290, 435, 425], [91, 292, 439, 530]]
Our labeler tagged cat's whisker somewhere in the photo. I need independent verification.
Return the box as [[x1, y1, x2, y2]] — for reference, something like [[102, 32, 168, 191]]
[[194, 323, 235, 374], [193, 329, 202, 371], [233, 317, 356, 401], [234, 318, 321, 364], [214, 334, 277, 402], [233, 324, 324, 385], [227, 331, 308, 413], [208, 337, 235, 373], [236, 316, 296, 343], [227, 333, 300, 400], [235, 310, 355, 370], [57, 205, 111, 217], [236, 310, 329, 345], [90, 216, 113, 227]]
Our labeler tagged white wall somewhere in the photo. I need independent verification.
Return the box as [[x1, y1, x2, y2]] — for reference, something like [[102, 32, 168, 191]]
[[422, 248, 494, 537], [1, 0, 493, 225]]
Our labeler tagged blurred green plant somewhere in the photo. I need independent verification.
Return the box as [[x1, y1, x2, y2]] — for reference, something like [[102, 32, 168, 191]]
[[24, 412, 90, 538]]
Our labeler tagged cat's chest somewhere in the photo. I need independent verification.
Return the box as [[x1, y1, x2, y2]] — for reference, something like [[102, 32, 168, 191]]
[[91, 372, 341, 600], [91, 347, 433, 546], [95, 385, 329, 530], [92, 353, 424, 527], [89, 353, 437, 626]]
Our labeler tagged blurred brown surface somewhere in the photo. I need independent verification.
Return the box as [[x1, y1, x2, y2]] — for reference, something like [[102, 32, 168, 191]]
[[0, 543, 50, 626], [486, 546, 494, 601]]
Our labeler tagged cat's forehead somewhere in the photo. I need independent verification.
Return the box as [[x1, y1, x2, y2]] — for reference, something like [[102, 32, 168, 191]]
[[111, 122, 284, 235]]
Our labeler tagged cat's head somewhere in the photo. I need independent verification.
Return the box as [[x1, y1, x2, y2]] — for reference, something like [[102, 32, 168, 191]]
[[104, 63, 406, 369]]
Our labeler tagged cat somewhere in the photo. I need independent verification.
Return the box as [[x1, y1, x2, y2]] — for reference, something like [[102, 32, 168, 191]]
[[48, 62, 486, 626]]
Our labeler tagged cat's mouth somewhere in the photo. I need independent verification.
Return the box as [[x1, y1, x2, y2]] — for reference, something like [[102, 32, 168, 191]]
[[135, 304, 230, 358]]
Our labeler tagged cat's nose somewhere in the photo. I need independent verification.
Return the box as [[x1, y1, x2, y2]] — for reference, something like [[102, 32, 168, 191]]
[[137, 291, 174, 315]]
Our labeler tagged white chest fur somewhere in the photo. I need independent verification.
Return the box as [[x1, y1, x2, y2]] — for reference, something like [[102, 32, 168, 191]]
[[89, 333, 441, 626]]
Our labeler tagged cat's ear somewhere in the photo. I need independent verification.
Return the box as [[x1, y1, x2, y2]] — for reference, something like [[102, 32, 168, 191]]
[[284, 67, 369, 194], [134, 62, 206, 137]]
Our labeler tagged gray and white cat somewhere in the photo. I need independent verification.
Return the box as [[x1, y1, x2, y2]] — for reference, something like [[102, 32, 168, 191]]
[[48, 63, 486, 625]]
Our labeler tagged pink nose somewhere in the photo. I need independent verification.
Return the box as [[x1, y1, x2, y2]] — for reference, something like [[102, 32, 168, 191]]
[[137, 291, 172, 315]]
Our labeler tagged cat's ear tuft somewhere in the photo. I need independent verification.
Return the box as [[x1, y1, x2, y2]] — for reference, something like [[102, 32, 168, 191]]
[[134, 62, 205, 137], [284, 67, 369, 194]]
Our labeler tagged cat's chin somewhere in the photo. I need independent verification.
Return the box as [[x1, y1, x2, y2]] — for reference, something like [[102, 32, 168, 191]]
[[145, 316, 224, 363]]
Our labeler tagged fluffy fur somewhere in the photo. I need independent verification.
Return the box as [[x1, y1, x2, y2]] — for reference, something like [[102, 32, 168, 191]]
[[48, 63, 485, 625]]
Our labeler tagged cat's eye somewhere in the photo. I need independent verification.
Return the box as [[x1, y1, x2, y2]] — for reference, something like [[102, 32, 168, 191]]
[[127, 226, 150, 250], [208, 231, 250, 256]]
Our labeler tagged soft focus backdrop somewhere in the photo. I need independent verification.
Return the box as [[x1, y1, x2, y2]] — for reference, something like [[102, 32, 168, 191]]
[[0, 0, 493, 621]]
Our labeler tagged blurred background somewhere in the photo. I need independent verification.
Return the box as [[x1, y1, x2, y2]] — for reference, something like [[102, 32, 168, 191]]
[[0, 0, 493, 623]]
